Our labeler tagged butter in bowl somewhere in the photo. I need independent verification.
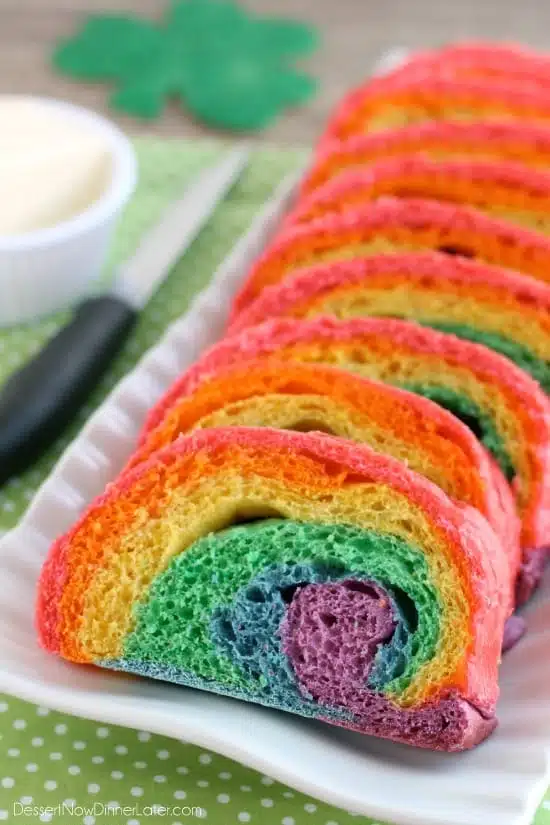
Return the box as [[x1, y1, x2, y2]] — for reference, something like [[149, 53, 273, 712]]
[[0, 96, 137, 325]]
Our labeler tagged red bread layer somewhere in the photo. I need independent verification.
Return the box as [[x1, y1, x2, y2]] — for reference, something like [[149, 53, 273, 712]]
[[228, 251, 550, 335], [230, 198, 550, 319], [385, 42, 550, 90], [288, 157, 550, 227]]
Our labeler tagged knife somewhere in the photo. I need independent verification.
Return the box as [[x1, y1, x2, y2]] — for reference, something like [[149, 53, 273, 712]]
[[0, 145, 250, 486]]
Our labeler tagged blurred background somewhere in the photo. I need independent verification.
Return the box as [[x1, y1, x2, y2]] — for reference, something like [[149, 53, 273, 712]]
[[3, 0, 550, 145]]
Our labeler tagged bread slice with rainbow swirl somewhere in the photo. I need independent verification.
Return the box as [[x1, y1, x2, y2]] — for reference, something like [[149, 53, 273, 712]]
[[37, 427, 508, 752], [229, 253, 550, 394], [322, 74, 550, 144], [289, 158, 550, 236], [230, 199, 550, 319], [302, 122, 550, 195]]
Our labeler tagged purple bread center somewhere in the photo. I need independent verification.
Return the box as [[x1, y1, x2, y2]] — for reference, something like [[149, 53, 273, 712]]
[[282, 579, 396, 699], [281, 579, 495, 750]]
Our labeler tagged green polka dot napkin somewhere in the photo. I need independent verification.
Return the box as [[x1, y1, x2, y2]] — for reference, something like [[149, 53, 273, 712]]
[[1, 140, 549, 825]]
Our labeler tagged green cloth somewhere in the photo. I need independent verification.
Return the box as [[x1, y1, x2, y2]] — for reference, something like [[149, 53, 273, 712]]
[[0, 139, 549, 825]]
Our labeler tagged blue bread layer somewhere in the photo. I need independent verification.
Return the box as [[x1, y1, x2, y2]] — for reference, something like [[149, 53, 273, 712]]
[[211, 562, 413, 694]]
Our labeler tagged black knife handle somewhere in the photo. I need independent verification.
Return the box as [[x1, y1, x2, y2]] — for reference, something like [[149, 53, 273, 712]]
[[0, 295, 137, 486]]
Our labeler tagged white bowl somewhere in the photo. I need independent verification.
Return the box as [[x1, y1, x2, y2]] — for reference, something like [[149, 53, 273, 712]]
[[0, 97, 137, 326]]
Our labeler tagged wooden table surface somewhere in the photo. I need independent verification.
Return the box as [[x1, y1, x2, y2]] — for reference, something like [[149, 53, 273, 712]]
[[2, 0, 550, 146]]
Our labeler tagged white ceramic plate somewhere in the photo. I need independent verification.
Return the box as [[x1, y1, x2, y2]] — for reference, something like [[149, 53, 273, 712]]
[[1, 156, 550, 825]]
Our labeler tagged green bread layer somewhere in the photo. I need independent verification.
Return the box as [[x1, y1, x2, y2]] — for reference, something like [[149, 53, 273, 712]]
[[122, 520, 440, 697], [426, 322, 550, 395], [402, 382, 515, 481]]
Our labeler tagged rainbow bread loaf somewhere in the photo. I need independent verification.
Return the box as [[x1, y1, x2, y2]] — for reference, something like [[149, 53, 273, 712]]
[[150, 317, 550, 603], [229, 253, 550, 394], [288, 159, 550, 236], [37, 41, 550, 754], [130, 358, 519, 596], [302, 122, 550, 195], [37, 427, 508, 751], [230, 199, 550, 318]]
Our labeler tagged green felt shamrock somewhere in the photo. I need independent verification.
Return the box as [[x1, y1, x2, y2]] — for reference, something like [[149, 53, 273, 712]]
[[53, 0, 319, 130]]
